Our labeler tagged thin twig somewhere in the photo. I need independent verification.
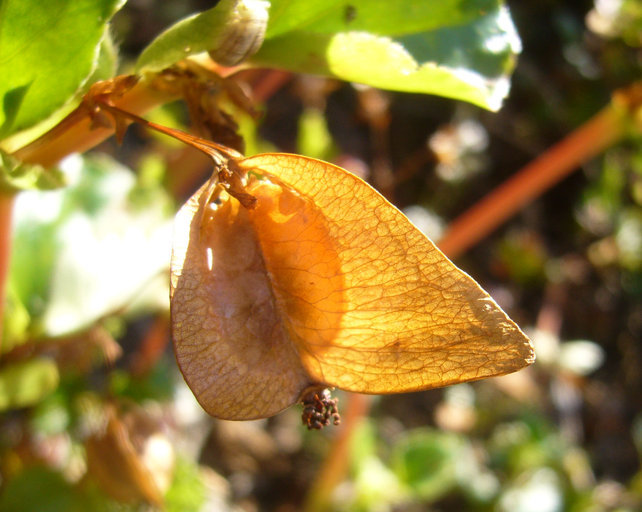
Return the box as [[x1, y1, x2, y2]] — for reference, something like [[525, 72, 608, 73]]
[[303, 393, 371, 512], [438, 84, 641, 259]]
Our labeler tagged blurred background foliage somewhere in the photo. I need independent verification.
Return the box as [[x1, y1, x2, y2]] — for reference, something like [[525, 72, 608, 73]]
[[1, 0, 641, 511]]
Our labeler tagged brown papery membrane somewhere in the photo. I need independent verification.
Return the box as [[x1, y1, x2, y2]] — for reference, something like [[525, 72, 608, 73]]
[[171, 152, 534, 420]]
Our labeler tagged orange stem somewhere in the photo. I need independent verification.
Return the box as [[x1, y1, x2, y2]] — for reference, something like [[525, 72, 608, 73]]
[[303, 393, 371, 512], [0, 193, 15, 355], [96, 102, 241, 160], [130, 314, 170, 378], [242, 69, 293, 103], [13, 77, 176, 168], [437, 86, 641, 259]]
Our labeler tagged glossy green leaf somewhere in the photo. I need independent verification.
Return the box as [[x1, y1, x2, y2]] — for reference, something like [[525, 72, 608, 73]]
[[265, 0, 499, 38], [0, 358, 59, 411], [0, 0, 124, 139], [8, 154, 173, 338], [253, 0, 520, 110], [0, 33, 119, 154], [136, 0, 269, 73]]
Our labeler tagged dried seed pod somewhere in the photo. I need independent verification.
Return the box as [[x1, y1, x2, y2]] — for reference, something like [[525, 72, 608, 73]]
[[170, 152, 535, 421]]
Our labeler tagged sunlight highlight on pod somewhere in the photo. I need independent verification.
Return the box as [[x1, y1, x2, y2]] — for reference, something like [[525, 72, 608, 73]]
[[169, 150, 536, 421]]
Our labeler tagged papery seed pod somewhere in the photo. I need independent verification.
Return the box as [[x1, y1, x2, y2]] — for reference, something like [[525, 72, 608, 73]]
[[170, 152, 535, 421]]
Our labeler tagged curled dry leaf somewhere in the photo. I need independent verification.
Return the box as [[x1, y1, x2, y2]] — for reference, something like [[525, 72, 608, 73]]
[[170, 152, 535, 420], [85, 408, 164, 506]]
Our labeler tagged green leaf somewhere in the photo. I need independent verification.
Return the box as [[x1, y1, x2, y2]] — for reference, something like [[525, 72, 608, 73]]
[[347, 420, 405, 511], [391, 428, 467, 501], [296, 107, 335, 160], [0, 283, 31, 354], [0, 466, 119, 512], [8, 194, 61, 331], [30, 392, 71, 436], [265, 0, 499, 38], [0, 467, 74, 512], [8, 153, 173, 337], [0, 0, 125, 139], [0, 358, 59, 411], [109, 361, 174, 403], [0, 149, 66, 192], [165, 457, 207, 512], [0, 32, 120, 153], [136, 0, 269, 73], [252, 0, 520, 110]]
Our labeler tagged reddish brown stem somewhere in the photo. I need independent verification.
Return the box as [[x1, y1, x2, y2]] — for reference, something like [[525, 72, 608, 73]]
[[96, 102, 241, 160], [242, 69, 293, 103], [13, 77, 177, 168], [303, 393, 371, 512], [130, 314, 170, 378], [437, 87, 640, 259], [0, 193, 15, 354]]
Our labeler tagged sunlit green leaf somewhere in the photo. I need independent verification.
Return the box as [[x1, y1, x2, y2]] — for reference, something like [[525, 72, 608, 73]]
[[296, 107, 335, 160], [8, 154, 173, 338], [136, 0, 269, 73], [253, 0, 520, 110], [165, 457, 207, 512], [346, 421, 404, 511], [349, 419, 379, 467], [0, 0, 125, 139], [264, 0, 499, 39], [616, 208, 642, 270], [0, 33, 119, 154], [490, 419, 563, 474], [498, 467, 563, 512], [0, 358, 59, 411], [30, 392, 71, 436]]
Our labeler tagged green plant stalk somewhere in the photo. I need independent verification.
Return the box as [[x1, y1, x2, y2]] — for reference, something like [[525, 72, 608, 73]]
[[303, 82, 642, 512]]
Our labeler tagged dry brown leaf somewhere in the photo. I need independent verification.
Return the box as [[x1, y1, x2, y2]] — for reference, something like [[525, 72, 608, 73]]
[[85, 408, 163, 506], [170, 153, 535, 420]]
